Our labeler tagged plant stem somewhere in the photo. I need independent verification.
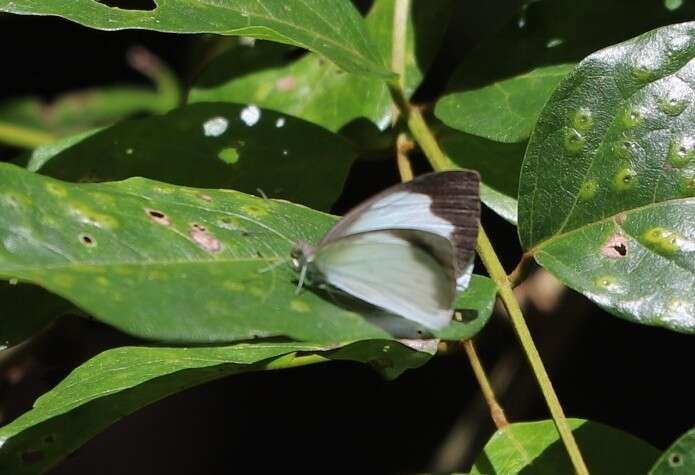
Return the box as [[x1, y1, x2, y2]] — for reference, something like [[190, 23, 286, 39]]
[[396, 132, 415, 181], [476, 228, 589, 475], [263, 353, 330, 371], [387, 80, 589, 475], [0, 121, 55, 149], [461, 339, 508, 429]]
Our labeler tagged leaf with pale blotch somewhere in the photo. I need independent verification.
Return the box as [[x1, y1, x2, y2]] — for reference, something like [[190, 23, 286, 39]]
[[189, 0, 451, 132], [0, 163, 496, 344], [470, 419, 659, 474], [0, 0, 390, 79], [649, 427, 695, 474], [0, 340, 429, 474], [28, 103, 355, 212], [518, 22, 695, 333], [436, 64, 574, 143], [441, 129, 525, 224]]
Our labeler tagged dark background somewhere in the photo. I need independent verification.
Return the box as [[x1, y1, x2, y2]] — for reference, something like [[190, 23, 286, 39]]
[[1, 1, 693, 473]]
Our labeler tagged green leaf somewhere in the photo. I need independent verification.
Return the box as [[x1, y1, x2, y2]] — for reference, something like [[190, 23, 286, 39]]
[[649, 427, 695, 474], [436, 0, 695, 143], [29, 102, 355, 212], [518, 22, 695, 333], [0, 163, 496, 344], [0, 340, 429, 474], [0, 283, 73, 350], [0, 0, 391, 79], [471, 419, 660, 474], [189, 0, 451, 132], [436, 64, 573, 143], [441, 129, 525, 224]]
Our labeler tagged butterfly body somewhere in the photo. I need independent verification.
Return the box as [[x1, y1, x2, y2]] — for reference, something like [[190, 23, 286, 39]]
[[290, 171, 480, 330]]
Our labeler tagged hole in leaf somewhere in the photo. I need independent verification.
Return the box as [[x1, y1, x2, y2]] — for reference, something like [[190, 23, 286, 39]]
[[97, 0, 156, 10], [601, 234, 628, 259], [669, 452, 684, 467], [146, 209, 170, 226], [80, 234, 96, 247]]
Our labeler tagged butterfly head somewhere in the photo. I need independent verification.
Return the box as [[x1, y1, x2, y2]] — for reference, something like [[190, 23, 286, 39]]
[[289, 241, 315, 272]]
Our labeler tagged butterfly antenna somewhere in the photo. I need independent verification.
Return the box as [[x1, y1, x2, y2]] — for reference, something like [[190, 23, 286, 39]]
[[256, 188, 269, 201], [295, 265, 308, 295], [258, 257, 287, 274]]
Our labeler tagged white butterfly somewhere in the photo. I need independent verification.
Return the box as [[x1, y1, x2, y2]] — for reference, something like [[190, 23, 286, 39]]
[[290, 171, 480, 330]]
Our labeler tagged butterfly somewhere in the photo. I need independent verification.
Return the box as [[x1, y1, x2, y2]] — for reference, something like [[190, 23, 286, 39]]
[[290, 171, 480, 330]]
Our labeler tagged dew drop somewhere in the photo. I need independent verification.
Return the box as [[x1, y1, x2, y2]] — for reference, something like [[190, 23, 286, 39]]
[[668, 136, 695, 168], [240, 105, 261, 126], [218, 147, 240, 164], [563, 128, 585, 154], [239, 36, 255, 46], [203, 116, 229, 137], [282, 149, 289, 156], [125, 148, 134, 156], [275, 117, 286, 128], [572, 108, 593, 131], [579, 179, 599, 200], [613, 168, 638, 191], [545, 37, 564, 49]]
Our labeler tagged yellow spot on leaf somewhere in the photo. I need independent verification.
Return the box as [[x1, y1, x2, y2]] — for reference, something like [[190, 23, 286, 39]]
[[290, 299, 310, 313], [223, 280, 245, 292], [45, 183, 68, 197]]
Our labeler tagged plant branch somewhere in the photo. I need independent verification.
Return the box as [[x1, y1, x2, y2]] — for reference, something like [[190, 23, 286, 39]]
[[0, 121, 55, 149], [461, 339, 508, 429], [476, 228, 589, 475], [388, 79, 589, 474]]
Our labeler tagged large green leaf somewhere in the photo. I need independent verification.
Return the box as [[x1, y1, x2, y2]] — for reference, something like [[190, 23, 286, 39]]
[[471, 419, 659, 474], [0, 163, 496, 344], [437, 0, 695, 144], [650, 428, 695, 474], [436, 64, 574, 143], [441, 129, 525, 224], [518, 22, 695, 332], [0, 0, 390, 79], [189, 0, 451, 132], [0, 340, 430, 474], [29, 102, 355, 212]]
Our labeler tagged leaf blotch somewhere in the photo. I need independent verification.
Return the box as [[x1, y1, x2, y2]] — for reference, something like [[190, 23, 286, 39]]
[[563, 127, 585, 154], [602, 234, 628, 258], [612, 168, 638, 191], [290, 299, 310, 313], [668, 452, 685, 467], [189, 223, 222, 253], [579, 180, 599, 200], [572, 108, 594, 131], [79, 234, 96, 247], [146, 209, 170, 226]]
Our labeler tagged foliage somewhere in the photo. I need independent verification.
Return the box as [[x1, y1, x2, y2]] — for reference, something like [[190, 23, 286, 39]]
[[0, 0, 693, 473]]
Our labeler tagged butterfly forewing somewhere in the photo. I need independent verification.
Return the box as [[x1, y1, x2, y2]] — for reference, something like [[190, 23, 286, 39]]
[[319, 171, 480, 289], [312, 229, 457, 330]]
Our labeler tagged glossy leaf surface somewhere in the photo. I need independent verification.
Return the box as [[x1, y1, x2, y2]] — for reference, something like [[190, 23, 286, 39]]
[[518, 22, 695, 332]]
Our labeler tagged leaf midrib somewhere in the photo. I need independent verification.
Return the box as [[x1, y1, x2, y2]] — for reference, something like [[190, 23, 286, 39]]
[[527, 197, 695, 255]]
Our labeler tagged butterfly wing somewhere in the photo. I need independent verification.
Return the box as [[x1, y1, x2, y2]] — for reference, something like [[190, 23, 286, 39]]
[[320, 171, 480, 290], [312, 229, 457, 330]]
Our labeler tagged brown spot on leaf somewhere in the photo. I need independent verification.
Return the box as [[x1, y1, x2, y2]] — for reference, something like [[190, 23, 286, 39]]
[[189, 223, 222, 252], [276, 75, 297, 91], [613, 212, 627, 225], [602, 234, 628, 258], [146, 209, 170, 226]]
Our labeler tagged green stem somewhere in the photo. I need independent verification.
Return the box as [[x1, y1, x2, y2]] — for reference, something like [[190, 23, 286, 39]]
[[263, 353, 330, 371], [476, 228, 589, 475], [0, 121, 55, 149], [388, 81, 590, 475], [461, 339, 508, 429]]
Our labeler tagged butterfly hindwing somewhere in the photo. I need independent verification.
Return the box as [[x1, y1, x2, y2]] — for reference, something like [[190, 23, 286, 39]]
[[312, 229, 457, 330]]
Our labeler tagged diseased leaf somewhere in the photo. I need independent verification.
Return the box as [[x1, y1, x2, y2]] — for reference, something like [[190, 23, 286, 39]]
[[437, 0, 695, 144], [0, 163, 496, 344], [441, 129, 524, 224], [436, 64, 574, 143], [29, 103, 355, 212], [649, 427, 695, 474], [0, 340, 429, 474], [471, 419, 659, 474], [0, 0, 391, 78], [189, 0, 451, 132], [518, 22, 695, 332]]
